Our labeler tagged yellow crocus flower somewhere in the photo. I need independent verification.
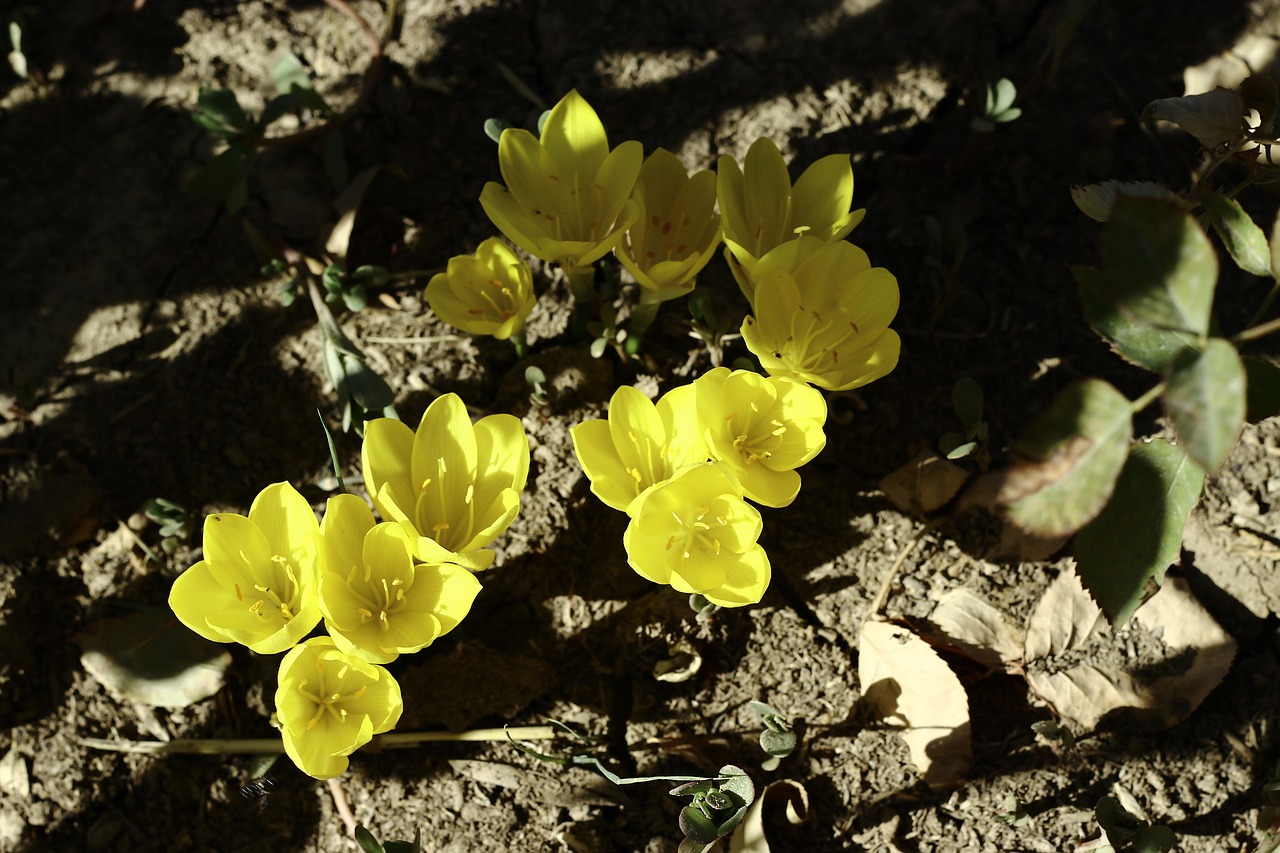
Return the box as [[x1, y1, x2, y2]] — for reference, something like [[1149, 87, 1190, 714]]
[[168, 482, 321, 655], [361, 394, 529, 571], [740, 240, 901, 392], [274, 637, 402, 779], [480, 90, 643, 272], [623, 462, 770, 607], [570, 384, 706, 513], [425, 238, 536, 343], [693, 367, 827, 508], [318, 494, 481, 664], [717, 137, 865, 303]]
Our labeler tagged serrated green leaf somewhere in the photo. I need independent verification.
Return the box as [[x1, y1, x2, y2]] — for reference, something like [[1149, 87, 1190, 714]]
[[1075, 440, 1204, 626], [1244, 356, 1280, 422], [1000, 379, 1132, 537], [1102, 197, 1217, 335], [1164, 339, 1246, 472], [1074, 264, 1200, 372], [196, 87, 251, 132], [272, 53, 312, 94], [1201, 190, 1271, 277]]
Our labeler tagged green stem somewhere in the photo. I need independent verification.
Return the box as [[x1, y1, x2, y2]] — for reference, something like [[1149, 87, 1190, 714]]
[[565, 263, 596, 339], [1245, 278, 1280, 329], [1130, 382, 1165, 414], [624, 296, 662, 356], [510, 328, 529, 360], [1234, 314, 1280, 344]]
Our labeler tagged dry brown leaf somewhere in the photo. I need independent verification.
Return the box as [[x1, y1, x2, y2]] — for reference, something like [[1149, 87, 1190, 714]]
[[858, 620, 971, 788], [1023, 564, 1108, 662], [727, 779, 809, 853], [929, 588, 1024, 671], [1024, 568, 1236, 731], [879, 450, 970, 516]]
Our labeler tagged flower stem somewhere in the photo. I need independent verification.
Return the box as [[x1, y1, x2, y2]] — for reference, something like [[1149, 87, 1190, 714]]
[[1243, 283, 1280, 335], [77, 726, 557, 755], [564, 262, 596, 339], [1130, 382, 1165, 414], [624, 296, 662, 355], [510, 328, 530, 360]]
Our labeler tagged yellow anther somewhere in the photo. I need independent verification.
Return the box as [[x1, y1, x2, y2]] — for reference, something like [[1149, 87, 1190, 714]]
[[234, 583, 243, 602]]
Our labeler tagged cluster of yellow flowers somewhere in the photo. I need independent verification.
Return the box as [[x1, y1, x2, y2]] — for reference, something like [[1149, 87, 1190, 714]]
[[571, 368, 828, 606], [428, 90, 900, 391], [168, 394, 529, 778]]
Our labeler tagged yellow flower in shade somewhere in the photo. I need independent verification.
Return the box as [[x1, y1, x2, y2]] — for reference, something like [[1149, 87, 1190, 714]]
[[425, 238, 536, 342], [741, 240, 901, 392], [570, 384, 707, 513], [617, 148, 721, 302], [717, 137, 865, 303], [275, 637, 403, 780], [362, 393, 529, 571], [168, 482, 321, 655], [623, 462, 770, 607], [693, 367, 827, 508], [479, 90, 643, 270], [318, 494, 482, 664]]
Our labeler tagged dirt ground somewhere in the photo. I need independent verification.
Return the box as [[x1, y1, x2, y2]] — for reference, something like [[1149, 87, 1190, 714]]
[[2, 0, 1280, 851]]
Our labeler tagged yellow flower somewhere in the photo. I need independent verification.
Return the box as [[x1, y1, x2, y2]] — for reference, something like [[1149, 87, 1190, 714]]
[[275, 637, 402, 780], [425, 238, 536, 341], [169, 482, 321, 655], [318, 494, 481, 664], [741, 240, 900, 392], [717, 137, 865, 303], [479, 90, 643, 270], [570, 384, 706, 513], [693, 367, 827, 508], [623, 462, 770, 607], [362, 394, 529, 571], [617, 148, 721, 302]]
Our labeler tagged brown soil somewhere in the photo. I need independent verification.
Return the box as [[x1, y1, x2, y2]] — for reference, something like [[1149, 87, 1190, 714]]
[[2, 1, 1279, 851]]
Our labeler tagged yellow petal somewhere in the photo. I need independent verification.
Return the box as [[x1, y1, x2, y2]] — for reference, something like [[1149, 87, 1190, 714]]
[[168, 561, 236, 644], [541, 90, 610, 181], [362, 418, 416, 524], [571, 418, 637, 512], [247, 482, 319, 564], [499, 127, 562, 213], [479, 182, 552, 261], [742, 138, 792, 255], [829, 328, 901, 391], [412, 394, 477, 518], [701, 545, 770, 607], [320, 494, 374, 579], [790, 153, 853, 238]]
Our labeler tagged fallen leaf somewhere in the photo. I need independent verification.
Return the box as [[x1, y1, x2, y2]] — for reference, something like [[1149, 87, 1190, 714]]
[[1070, 181, 1191, 223], [928, 588, 1024, 671], [76, 609, 231, 708], [879, 450, 970, 516], [728, 780, 809, 853], [858, 621, 971, 788], [1023, 567, 1235, 730], [1143, 88, 1247, 150]]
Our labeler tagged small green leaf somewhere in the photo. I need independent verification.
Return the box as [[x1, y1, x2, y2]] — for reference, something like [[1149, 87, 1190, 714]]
[[1134, 826, 1174, 853], [184, 144, 257, 212], [589, 337, 608, 358], [1201, 190, 1271, 277], [1164, 339, 1246, 472], [484, 118, 513, 143], [1075, 265, 1199, 372], [259, 92, 299, 129], [1102, 196, 1217, 335], [679, 805, 721, 844], [1075, 440, 1204, 625], [1243, 356, 1280, 422], [272, 53, 313, 94], [537, 109, 551, 134], [1000, 379, 1133, 537], [195, 87, 251, 132], [353, 826, 385, 853], [760, 729, 797, 758]]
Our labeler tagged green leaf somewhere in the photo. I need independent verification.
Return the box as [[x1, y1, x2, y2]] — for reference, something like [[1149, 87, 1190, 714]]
[[1075, 440, 1204, 625], [999, 379, 1133, 537], [484, 118, 513, 143], [183, 144, 256, 212], [259, 92, 299, 129], [1134, 826, 1175, 853], [679, 805, 721, 844], [1270, 207, 1280, 279], [760, 729, 797, 757], [353, 826, 384, 853], [1164, 339, 1246, 472], [1075, 265, 1199, 372], [195, 87, 251, 132], [1201, 190, 1271, 277], [1244, 356, 1280, 422], [1102, 196, 1217, 335], [272, 53, 313, 94]]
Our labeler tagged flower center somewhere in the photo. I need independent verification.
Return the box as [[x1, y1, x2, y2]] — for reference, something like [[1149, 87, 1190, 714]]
[[297, 665, 369, 731], [664, 504, 725, 559], [346, 564, 407, 631], [235, 550, 300, 624]]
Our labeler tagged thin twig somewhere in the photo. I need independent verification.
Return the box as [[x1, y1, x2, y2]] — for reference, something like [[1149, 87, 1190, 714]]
[[865, 522, 941, 621], [78, 726, 557, 755]]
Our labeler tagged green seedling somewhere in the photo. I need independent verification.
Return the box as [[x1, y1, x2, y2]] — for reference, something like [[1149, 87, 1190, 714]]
[[996, 793, 1029, 827], [1030, 719, 1076, 753], [354, 825, 422, 853], [972, 78, 1021, 132], [525, 366, 550, 408], [671, 767, 755, 852], [1076, 796, 1173, 853], [939, 377, 988, 463], [688, 592, 719, 624], [142, 498, 193, 553], [322, 264, 387, 314], [749, 701, 797, 771], [7, 19, 27, 79]]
